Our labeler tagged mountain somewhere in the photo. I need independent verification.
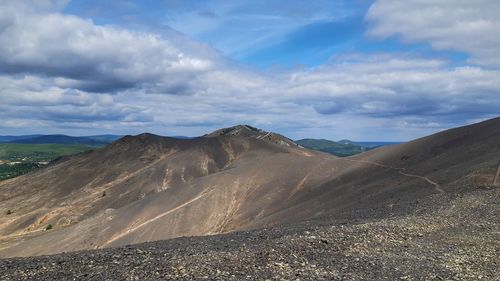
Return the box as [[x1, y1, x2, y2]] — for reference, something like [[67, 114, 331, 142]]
[[205, 124, 298, 147], [8, 135, 107, 146], [295, 138, 368, 156], [84, 135, 124, 143], [296, 138, 401, 156], [337, 139, 354, 145], [0, 135, 43, 143], [3, 134, 190, 145], [353, 141, 401, 148], [0, 118, 499, 260]]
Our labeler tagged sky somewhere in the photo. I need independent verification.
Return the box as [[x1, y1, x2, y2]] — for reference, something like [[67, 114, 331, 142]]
[[0, 0, 499, 141]]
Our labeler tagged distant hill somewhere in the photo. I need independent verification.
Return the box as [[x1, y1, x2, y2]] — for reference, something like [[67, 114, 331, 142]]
[[295, 138, 368, 157], [1, 134, 192, 145], [353, 141, 401, 148], [0, 135, 43, 143], [84, 135, 124, 143], [296, 139, 401, 156], [8, 135, 107, 146]]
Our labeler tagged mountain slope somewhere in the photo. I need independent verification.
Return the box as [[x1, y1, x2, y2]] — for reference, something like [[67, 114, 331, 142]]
[[1, 188, 497, 280], [0, 118, 499, 257], [0, 128, 337, 256]]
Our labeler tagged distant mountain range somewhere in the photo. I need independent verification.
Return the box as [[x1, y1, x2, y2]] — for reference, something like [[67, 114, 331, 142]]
[[1, 134, 398, 157], [0, 134, 123, 145], [0, 134, 196, 145], [0, 135, 44, 143], [295, 138, 400, 157], [353, 141, 401, 148], [6, 135, 110, 146]]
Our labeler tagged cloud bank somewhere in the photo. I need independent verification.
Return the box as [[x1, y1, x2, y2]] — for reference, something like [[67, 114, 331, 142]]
[[366, 0, 500, 67], [0, 0, 499, 140]]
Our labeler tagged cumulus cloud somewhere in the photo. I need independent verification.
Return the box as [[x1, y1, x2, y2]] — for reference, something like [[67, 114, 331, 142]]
[[0, 75, 150, 125], [366, 0, 500, 67], [0, 1, 219, 93], [288, 55, 500, 119], [0, 0, 499, 140], [122, 53, 499, 139]]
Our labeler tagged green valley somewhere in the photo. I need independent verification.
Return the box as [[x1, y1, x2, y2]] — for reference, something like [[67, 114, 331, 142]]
[[0, 144, 98, 180]]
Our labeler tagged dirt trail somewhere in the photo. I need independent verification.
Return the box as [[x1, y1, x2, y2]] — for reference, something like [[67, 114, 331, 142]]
[[339, 158, 444, 194], [494, 156, 500, 186], [104, 185, 216, 246]]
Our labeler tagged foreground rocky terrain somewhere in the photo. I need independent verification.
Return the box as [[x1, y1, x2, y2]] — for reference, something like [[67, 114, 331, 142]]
[[0, 187, 498, 280]]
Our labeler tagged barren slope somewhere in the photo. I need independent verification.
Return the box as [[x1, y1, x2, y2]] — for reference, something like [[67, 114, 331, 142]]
[[1, 188, 498, 280], [0, 126, 338, 257]]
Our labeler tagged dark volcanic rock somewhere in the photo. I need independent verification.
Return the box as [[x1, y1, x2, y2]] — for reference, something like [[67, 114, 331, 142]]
[[0, 188, 498, 280]]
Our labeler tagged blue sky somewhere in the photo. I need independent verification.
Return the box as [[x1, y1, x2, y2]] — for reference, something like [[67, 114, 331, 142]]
[[62, 0, 468, 69], [0, 0, 499, 140], [62, 0, 370, 67]]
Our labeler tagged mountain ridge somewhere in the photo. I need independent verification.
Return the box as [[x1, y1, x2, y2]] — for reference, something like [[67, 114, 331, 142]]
[[203, 124, 299, 147]]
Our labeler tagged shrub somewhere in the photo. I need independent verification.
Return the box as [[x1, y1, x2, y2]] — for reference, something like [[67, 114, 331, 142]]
[[102, 191, 106, 197], [45, 224, 53, 230], [6, 210, 12, 215]]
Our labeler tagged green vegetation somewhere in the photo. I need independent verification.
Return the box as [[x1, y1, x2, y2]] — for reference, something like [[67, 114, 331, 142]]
[[0, 162, 43, 181], [102, 191, 106, 197], [45, 224, 53, 230], [0, 143, 96, 161], [0, 143, 96, 180], [296, 139, 368, 157], [6, 210, 12, 215]]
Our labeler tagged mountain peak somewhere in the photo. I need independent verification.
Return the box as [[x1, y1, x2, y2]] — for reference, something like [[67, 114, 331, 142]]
[[109, 133, 175, 150], [204, 125, 298, 147], [204, 125, 260, 137]]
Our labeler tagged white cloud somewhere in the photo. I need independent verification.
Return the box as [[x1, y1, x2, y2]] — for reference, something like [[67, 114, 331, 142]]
[[288, 55, 500, 119], [366, 0, 500, 67], [0, 75, 149, 125], [0, 1, 219, 93], [0, 1, 499, 140]]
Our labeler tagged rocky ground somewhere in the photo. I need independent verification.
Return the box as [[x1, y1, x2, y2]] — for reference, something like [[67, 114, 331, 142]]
[[0, 187, 498, 281]]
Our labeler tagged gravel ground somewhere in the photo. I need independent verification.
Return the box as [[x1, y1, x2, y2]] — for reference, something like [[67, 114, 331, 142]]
[[0, 188, 498, 281]]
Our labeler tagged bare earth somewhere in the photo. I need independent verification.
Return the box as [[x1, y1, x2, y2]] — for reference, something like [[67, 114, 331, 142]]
[[0, 188, 498, 280]]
